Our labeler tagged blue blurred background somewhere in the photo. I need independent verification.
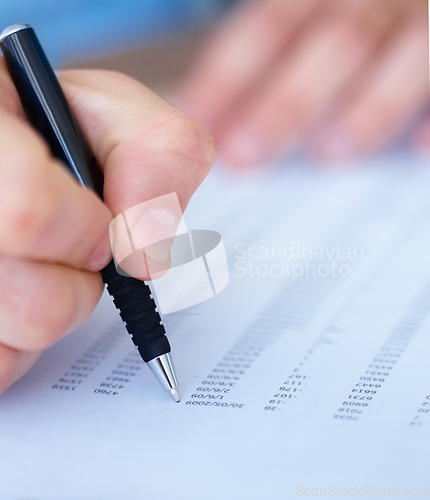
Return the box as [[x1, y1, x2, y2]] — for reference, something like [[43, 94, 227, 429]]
[[0, 0, 235, 66]]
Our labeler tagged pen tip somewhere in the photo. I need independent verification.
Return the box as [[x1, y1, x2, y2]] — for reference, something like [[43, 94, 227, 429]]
[[169, 388, 180, 403]]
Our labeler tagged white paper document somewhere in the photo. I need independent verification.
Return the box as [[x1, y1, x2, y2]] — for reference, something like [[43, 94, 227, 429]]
[[1, 151, 430, 499]]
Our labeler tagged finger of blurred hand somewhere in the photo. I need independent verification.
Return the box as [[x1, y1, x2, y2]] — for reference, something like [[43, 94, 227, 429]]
[[412, 115, 430, 153], [178, 0, 320, 129], [311, 19, 429, 161], [0, 257, 103, 352], [58, 70, 215, 217], [0, 343, 41, 395], [217, 7, 398, 166], [0, 108, 112, 271]]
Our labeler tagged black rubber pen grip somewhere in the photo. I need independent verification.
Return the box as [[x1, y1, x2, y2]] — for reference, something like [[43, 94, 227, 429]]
[[101, 261, 169, 362], [0, 25, 170, 362]]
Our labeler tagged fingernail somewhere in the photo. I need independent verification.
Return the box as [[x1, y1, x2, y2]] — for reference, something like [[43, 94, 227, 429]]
[[312, 126, 356, 161], [221, 125, 269, 166], [85, 234, 112, 271], [131, 208, 176, 263]]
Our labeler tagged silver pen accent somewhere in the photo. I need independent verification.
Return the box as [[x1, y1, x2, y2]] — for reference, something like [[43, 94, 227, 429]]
[[147, 354, 180, 402]]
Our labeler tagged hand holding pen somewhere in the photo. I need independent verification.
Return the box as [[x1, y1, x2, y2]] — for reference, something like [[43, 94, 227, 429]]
[[0, 27, 215, 396]]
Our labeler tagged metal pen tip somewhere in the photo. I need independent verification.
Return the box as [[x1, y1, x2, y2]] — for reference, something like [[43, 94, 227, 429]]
[[169, 388, 180, 402], [147, 353, 180, 402]]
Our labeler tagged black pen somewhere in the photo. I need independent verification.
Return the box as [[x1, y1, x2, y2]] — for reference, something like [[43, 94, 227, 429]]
[[0, 24, 180, 402]]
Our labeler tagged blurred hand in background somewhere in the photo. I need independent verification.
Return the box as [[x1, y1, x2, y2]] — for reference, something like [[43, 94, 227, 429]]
[[179, 0, 429, 167]]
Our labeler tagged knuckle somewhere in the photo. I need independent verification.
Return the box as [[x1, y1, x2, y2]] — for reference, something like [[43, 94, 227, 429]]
[[151, 112, 216, 172]]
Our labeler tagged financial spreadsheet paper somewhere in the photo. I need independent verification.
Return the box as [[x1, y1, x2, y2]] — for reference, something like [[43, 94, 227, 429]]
[[1, 151, 430, 500]]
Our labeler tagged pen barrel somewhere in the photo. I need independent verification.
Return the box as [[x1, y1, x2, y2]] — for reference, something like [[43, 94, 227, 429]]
[[0, 25, 103, 196], [0, 25, 171, 363]]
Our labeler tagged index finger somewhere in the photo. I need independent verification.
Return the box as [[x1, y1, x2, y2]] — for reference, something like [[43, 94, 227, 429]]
[[58, 70, 216, 217]]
